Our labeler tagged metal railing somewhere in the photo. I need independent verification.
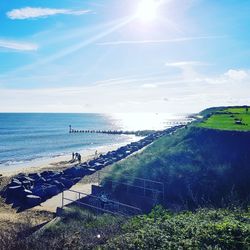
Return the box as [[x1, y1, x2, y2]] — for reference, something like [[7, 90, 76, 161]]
[[97, 170, 165, 200], [62, 189, 142, 217]]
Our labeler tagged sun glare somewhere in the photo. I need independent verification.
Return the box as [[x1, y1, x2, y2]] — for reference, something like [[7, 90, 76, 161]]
[[136, 0, 159, 22]]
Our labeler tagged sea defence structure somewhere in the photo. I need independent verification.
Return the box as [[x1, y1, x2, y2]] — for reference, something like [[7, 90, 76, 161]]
[[1, 125, 184, 211], [69, 123, 188, 136]]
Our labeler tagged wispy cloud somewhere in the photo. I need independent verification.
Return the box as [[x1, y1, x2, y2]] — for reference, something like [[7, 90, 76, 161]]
[[0, 39, 38, 51], [165, 61, 207, 67], [97, 36, 224, 46], [7, 7, 91, 20]]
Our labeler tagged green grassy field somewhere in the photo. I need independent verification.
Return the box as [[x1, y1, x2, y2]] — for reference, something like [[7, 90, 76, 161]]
[[198, 107, 250, 131]]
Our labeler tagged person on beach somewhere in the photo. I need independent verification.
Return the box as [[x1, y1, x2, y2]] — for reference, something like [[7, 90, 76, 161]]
[[78, 154, 81, 163], [95, 150, 98, 158], [72, 152, 75, 161]]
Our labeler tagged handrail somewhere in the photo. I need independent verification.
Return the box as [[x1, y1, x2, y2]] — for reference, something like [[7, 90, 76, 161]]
[[62, 197, 131, 217], [63, 189, 142, 212]]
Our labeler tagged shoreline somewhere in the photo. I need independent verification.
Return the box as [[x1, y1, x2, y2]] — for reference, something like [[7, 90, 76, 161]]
[[0, 137, 141, 177]]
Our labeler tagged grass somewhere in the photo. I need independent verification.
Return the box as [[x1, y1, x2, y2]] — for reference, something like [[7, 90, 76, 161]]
[[102, 124, 250, 209], [198, 107, 250, 131], [105, 206, 250, 250], [3, 205, 248, 250]]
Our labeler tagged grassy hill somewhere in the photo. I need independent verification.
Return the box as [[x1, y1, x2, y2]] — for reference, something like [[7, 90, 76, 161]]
[[103, 106, 250, 209], [199, 106, 250, 131]]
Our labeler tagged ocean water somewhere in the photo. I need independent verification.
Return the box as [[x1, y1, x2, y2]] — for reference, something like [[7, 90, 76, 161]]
[[0, 113, 189, 170]]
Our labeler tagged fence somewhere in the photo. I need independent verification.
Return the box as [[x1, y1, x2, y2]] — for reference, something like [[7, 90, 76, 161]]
[[62, 189, 142, 217], [97, 170, 165, 202]]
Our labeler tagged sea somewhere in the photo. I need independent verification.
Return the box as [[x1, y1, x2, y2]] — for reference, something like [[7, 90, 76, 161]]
[[0, 113, 190, 171]]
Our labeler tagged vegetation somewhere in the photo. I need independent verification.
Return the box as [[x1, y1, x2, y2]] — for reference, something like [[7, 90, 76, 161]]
[[198, 107, 250, 131], [1, 106, 250, 249], [2, 206, 249, 250], [103, 124, 250, 209], [105, 206, 250, 250]]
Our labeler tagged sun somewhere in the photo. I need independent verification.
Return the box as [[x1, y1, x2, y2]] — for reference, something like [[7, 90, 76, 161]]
[[136, 0, 159, 22]]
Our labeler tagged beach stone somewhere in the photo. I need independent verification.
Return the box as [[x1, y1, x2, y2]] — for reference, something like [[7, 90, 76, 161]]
[[85, 168, 96, 175], [28, 173, 41, 180], [50, 180, 65, 190], [22, 180, 32, 189], [18, 189, 33, 200], [63, 166, 86, 177], [6, 185, 24, 198], [40, 171, 53, 178], [58, 178, 74, 189], [35, 177, 46, 185], [8, 179, 22, 187], [26, 195, 41, 207], [32, 187, 47, 199], [44, 185, 60, 197], [93, 163, 103, 170]]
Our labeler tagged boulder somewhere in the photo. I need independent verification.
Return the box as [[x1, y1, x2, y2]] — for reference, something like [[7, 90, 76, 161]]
[[28, 173, 42, 180], [6, 185, 24, 198], [63, 166, 86, 178], [22, 180, 32, 189], [26, 195, 41, 207], [35, 177, 47, 185], [85, 168, 96, 175], [8, 179, 22, 187], [93, 163, 103, 170], [58, 178, 74, 189], [49, 180, 65, 190], [32, 187, 47, 199], [44, 185, 60, 197]]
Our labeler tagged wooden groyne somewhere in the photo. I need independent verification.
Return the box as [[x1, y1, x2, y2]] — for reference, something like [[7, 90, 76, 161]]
[[69, 125, 155, 136], [68, 122, 188, 136]]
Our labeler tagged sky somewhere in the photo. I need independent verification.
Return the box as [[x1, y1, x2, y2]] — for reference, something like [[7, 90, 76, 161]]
[[0, 0, 250, 113]]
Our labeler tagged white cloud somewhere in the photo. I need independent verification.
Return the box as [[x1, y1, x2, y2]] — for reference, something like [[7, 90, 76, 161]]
[[224, 69, 248, 81], [97, 36, 223, 46], [165, 61, 206, 67], [7, 7, 90, 20], [0, 39, 38, 51]]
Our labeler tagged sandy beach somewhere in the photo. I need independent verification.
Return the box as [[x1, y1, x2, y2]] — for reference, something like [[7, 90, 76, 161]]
[[0, 139, 139, 177], [0, 139, 143, 212]]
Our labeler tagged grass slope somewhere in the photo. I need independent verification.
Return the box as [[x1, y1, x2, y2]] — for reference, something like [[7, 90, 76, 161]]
[[103, 125, 250, 209], [199, 107, 250, 131], [6, 206, 249, 250]]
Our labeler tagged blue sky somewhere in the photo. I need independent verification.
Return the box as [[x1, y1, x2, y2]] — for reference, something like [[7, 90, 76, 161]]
[[1, 0, 250, 113]]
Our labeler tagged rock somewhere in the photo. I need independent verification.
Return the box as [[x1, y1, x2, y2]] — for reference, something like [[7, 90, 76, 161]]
[[63, 166, 86, 178], [8, 179, 22, 187], [28, 173, 41, 180], [22, 180, 32, 189], [93, 163, 103, 170], [26, 195, 41, 207], [6, 185, 24, 198], [32, 187, 47, 199], [44, 185, 60, 197], [50, 180, 65, 190], [58, 178, 74, 189], [85, 168, 96, 175], [35, 177, 46, 185]]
